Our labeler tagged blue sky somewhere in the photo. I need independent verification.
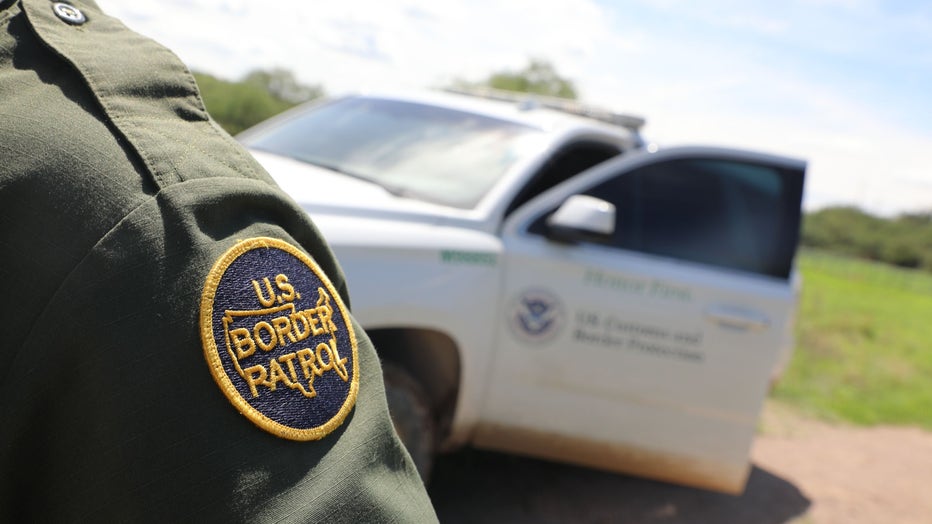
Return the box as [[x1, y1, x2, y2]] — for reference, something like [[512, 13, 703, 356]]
[[97, 0, 932, 215]]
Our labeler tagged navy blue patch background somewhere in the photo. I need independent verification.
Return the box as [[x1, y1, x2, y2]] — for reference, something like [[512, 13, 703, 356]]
[[209, 245, 354, 430]]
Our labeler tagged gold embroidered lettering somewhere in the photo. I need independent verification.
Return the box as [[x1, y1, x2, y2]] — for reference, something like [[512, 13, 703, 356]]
[[252, 277, 277, 307], [296, 348, 319, 397], [244, 365, 267, 398], [239, 342, 346, 399], [291, 312, 311, 341], [305, 309, 324, 336], [253, 322, 276, 352], [226, 285, 350, 401], [275, 274, 297, 302], [317, 308, 331, 334], [296, 347, 319, 379], [230, 328, 256, 360], [278, 352, 300, 384], [267, 359, 291, 391], [329, 339, 350, 381], [316, 342, 334, 372], [271, 315, 296, 345], [315, 288, 337, 333]]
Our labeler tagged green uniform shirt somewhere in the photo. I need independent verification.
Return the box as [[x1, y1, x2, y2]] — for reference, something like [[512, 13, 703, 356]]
[[0, 0, 438, 521]]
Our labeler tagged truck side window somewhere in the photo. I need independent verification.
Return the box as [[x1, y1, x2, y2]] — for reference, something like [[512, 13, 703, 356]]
[[533, 158, 803, 279], [505, 142, 621, 217]]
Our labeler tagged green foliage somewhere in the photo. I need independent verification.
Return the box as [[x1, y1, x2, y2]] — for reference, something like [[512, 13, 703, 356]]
[[193, 69, 322, 135], [790, 210, 932, 426], [773, 251, 932, 428], [453, 59, 578, 99], [242, 68, 324, 104], [803, 206, 932, 271]]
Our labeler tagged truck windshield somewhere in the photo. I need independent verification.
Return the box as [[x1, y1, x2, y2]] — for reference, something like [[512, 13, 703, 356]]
[[240, 96, 546, 209]]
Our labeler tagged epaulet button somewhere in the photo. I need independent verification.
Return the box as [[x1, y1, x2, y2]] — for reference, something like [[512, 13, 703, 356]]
[[52, 2, 84, 25]]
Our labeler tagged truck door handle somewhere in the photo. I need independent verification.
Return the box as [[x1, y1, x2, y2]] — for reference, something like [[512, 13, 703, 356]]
[[704, 305, 770, 331]]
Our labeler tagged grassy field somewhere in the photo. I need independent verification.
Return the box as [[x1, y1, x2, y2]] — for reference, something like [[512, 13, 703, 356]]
[[772, 250, 932, 429]]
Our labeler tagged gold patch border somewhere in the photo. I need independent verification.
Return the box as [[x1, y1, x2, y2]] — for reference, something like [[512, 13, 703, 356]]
[[200, 237, 360, 441]]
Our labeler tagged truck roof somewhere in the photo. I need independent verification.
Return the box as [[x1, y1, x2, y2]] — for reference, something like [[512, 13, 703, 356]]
[[351, 88, 644, 143]]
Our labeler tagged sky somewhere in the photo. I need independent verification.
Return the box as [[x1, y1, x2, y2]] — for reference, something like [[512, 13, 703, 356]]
[[96, 0, 932, 216]]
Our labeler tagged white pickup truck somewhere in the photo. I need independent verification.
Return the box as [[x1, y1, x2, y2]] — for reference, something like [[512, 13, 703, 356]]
[[238, 89, 806, 493]]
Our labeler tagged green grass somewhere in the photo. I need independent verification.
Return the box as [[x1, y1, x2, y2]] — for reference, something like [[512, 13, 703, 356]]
[[772, 250, 932, 429]]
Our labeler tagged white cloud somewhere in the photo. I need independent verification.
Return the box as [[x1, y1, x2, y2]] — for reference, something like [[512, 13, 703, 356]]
[[100, 0, 614, 91]]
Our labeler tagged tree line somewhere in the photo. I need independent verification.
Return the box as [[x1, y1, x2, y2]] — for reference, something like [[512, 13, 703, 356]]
[[802, 207, 932, 271], [193, 68, 323, 135], [193, 60, 575, 136]]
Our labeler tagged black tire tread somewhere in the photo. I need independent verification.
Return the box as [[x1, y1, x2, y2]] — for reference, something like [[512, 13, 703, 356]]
[[383, 363, 435, 481]]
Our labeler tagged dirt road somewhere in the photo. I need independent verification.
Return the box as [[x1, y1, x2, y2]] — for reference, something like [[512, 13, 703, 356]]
[[428, 402, 932, 523]]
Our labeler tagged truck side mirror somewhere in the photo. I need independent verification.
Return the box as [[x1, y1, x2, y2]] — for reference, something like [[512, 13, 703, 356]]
[[545, 195, 616, 244]]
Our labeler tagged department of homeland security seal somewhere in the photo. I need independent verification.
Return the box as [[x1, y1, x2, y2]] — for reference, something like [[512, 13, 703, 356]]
[[200, 237, 359, 440], [508, 288, 565, 344]]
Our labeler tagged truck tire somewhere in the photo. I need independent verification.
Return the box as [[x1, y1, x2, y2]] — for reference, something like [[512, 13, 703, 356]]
[[383, 363, 435, 481]]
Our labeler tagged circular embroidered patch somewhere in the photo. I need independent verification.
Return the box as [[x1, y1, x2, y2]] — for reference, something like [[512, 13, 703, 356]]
[[200, 237, 359, 440]]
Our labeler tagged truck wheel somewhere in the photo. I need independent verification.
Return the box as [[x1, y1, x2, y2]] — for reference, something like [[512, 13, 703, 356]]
[[383, 363, 435, 481]]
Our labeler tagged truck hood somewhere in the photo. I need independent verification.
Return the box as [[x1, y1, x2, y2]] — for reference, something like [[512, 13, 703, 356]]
[[249, 149, 457, 223]]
